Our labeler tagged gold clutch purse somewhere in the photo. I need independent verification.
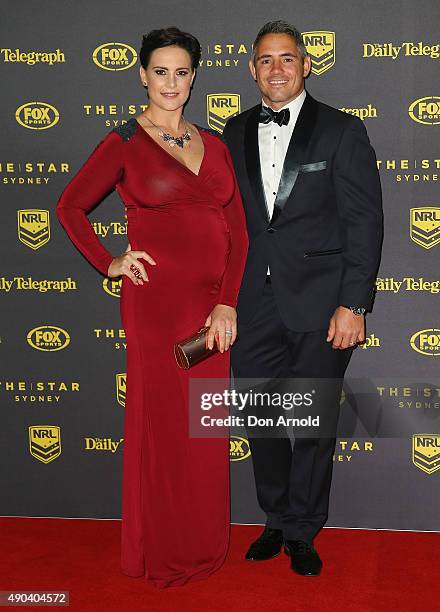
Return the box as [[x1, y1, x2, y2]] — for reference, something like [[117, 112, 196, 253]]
[[174, 326, 219, 369]]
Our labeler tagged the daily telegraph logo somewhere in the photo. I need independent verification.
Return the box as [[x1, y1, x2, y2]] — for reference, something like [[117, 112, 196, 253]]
[[363, 42, 440, 60], [410, 207, 440, 249], [15, 102, 59, 129], [359, 333, 380, 349], [412, 434, 440, 474], [29, 425, 61, 464], [17, 209, 50, 250], [102, 278, 121, 298], [410, 329, 440, 356], [229, 436, 251, 461], [92, 221, 127, 237], [27, 326, 70, 352], [84, 437, 123, 452], [302, 31, 335, 75], [92, 43, 137, 71], [408, 97, 440, 125], [376, 277, 440, 294], [116, 373, 126, 407], [339, 104, 377, 120], [0, 276, 77, 293], [1, 48, 66, 65], [207, 94, 240, 133]]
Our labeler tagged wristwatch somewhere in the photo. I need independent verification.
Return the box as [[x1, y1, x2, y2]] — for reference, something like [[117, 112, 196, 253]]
[[348, 306, 366, 316]]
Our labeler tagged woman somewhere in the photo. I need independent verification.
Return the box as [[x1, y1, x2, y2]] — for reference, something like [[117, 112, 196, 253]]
[[56, 27, 248, 588]]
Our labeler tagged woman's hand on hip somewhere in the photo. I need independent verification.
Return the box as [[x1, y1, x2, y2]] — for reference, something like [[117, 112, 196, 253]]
[[107, 242, 156, 285], [205, 304, 237, 353]]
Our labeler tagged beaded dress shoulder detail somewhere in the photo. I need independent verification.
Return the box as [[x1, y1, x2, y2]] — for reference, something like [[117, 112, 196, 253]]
[[111, 118, 138, 141]]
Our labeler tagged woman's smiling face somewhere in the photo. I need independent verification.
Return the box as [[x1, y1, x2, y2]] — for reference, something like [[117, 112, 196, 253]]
[[140, 45, 195, 112]]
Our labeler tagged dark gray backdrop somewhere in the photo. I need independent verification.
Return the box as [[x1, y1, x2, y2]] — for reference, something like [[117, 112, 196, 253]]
[[1, 0, 439, 531]]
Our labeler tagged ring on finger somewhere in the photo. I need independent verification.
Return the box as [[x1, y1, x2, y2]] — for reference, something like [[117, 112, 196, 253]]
[[225, 330, 233, 336], [130, 264, 142, 278]]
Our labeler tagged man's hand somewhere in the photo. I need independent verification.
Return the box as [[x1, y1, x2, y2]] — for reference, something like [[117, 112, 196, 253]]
[[204, 304, 237, 353], [327, 306, 365, 349]]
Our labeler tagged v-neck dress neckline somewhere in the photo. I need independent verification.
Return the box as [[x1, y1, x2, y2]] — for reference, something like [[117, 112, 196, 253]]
[[133, 117, 206, 178]]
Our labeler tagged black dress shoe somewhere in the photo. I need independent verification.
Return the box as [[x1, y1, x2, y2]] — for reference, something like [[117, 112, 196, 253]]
[[245, 526, 284, 561], [284, 539, 322, 576]]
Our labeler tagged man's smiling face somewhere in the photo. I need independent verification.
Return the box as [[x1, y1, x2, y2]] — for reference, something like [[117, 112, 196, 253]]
[[249, 33, 311, 110]]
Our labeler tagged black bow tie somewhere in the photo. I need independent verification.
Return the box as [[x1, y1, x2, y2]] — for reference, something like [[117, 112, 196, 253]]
[[259, 106, 290, 127]]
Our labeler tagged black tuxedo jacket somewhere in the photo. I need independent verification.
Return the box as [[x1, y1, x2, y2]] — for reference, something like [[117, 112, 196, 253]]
[[223, 92, 383, 331]]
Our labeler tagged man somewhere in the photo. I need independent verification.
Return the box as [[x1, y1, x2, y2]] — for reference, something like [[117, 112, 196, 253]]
[[223, 21, 383, 576]]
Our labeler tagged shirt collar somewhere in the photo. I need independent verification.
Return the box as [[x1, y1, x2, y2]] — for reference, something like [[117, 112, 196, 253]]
[[261, 89, 306, 114]]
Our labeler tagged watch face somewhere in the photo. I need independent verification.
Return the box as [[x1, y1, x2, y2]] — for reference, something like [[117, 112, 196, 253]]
[[350, 306, 366, 315]]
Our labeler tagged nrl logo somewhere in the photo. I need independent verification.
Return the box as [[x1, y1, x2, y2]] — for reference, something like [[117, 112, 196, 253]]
[[207, 93, 240, 133], [116, 373, 126, 407], [410, 207, 440, 249], [29, 425, 61, 464], [302, 31, 336, 76], [17, 209, 50, 250], [412, 434, 440, 474]]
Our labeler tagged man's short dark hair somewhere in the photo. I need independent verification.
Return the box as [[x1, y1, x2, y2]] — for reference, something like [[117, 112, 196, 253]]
[[252, 20, 308, 63]]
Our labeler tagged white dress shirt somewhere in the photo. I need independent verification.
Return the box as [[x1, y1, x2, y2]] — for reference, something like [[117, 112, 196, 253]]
[[258, 89, 306, 275], [259, 89, 306, 220]]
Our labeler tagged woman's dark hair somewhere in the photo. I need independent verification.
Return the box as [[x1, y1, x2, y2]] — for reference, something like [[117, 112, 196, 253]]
[[139, 27, 201, 71]]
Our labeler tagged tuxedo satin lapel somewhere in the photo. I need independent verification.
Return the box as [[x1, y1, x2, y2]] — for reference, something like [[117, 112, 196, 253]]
[[244, 105, 270, 223], [270, 94, 318, 225]]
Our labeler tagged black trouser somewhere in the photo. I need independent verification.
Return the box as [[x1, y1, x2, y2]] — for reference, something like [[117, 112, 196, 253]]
[[231, 280, 353, 543]]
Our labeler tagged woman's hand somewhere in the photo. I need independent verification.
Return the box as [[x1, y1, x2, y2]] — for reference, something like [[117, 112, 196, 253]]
[[107, 242, 156, 285], [204, 304, 237, 353]]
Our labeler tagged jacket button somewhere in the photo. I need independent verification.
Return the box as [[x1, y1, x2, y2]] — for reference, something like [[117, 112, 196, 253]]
[[267, 227, 276, 233]]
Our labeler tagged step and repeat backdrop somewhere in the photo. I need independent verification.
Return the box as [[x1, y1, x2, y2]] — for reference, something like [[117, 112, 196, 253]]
[[1, 0, 439, 530]]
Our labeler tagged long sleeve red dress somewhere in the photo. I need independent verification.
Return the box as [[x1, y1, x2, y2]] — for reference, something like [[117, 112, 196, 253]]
[[56, 117, 249, 588]]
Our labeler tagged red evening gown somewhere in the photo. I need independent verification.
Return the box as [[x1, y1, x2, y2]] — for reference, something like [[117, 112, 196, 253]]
[[56, 117, 248, 588]]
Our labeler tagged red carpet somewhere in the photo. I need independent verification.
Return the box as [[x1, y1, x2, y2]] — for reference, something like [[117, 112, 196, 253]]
[[0, 518, 437, 611]]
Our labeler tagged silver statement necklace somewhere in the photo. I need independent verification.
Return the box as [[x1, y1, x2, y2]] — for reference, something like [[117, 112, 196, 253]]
[[145, 115, 191, 149]]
